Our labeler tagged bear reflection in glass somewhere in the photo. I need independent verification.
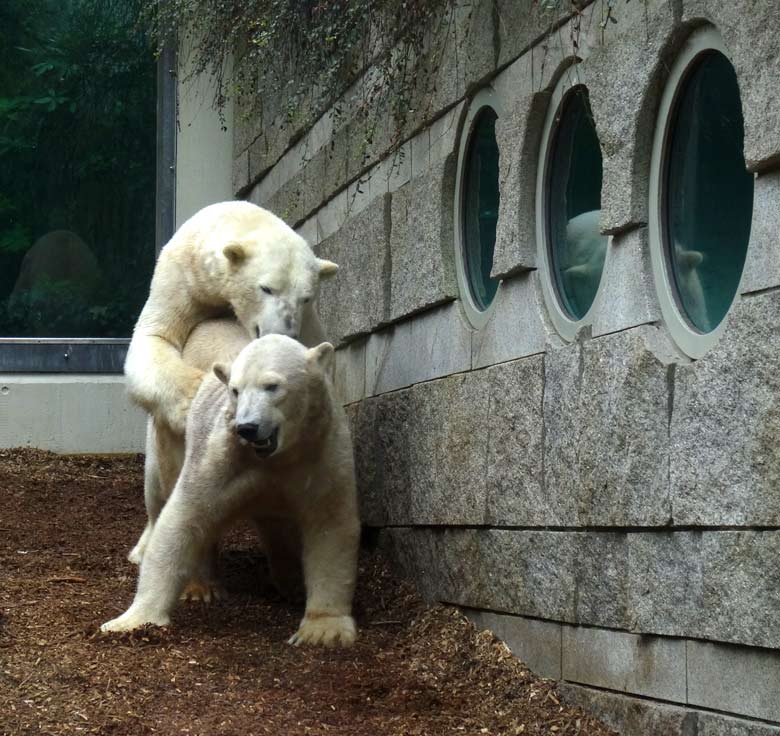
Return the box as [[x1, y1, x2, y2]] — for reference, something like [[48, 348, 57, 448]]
[[664, 51, 753, 333], [546, 86, 608, 321]]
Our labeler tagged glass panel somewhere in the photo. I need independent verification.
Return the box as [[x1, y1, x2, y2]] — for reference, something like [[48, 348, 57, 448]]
[[665, 51, 753, 334], [463, 107, 500, 311], [0, 0, 156, 337], [547, 86, 608, 321]]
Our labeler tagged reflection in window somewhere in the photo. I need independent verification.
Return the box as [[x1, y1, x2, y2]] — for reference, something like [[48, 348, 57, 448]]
[[462, 107, 500, 311], [0, 0, 156, 337], [546, 86, 608, 321], [665, 51, 753, 334]]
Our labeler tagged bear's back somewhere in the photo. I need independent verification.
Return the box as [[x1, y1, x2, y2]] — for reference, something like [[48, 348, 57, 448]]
[[183, 318, 250, 372]]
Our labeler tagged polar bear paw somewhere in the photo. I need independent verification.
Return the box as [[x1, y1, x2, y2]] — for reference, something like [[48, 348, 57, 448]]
[[180, 579, 225, 603], [162, 368, 206, 434], [100, 607, 170, 633], [288, 613, 356, 648]]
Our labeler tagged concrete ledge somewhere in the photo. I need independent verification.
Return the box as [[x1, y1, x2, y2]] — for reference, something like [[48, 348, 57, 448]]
[[560, 683, 780, 736], [465, 610, 562, 680], [688, 640, 780, 723], [562, 626, 686, 703], [0, 375, 146, 454]]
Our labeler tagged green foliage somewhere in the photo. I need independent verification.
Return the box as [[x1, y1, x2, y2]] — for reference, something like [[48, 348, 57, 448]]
[[142, 0, 461, 152], [0, 0, 156, 337]]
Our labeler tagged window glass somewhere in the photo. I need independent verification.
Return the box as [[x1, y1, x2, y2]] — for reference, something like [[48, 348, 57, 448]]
[[462, 107, 500, 311], [546, 86, 607, 321], [0, 0, 156, 337], [665, 51, 753, 334]]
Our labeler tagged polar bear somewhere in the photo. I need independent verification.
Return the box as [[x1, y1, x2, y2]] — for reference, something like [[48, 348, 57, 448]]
[[125, 200, 338, 435], [104, 334, 360, 647], [127, 319, 253, 601]]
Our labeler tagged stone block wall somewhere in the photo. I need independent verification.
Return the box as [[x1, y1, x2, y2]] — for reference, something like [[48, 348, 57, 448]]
[[228, 1, 780, 732]]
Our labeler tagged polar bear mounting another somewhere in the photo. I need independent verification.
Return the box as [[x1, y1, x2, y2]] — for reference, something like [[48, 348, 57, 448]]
[[124, 201, 338, 436], [104, 333, 360, 647]]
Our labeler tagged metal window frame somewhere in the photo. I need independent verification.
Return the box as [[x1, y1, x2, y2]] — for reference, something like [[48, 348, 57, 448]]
[[0, 45, 176, 374]]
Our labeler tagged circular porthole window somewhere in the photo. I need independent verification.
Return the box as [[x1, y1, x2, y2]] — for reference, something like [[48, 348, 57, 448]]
[[454, 88, 502, 328], [649, 28, 754, 358], [536, 71, 609, 340]]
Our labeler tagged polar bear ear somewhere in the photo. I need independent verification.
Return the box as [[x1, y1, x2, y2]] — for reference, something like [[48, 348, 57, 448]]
[[306, 342, 335, 374], [223, 242, 247, 265], [317, 259, 339, 278], [213, 362, 231, 385]]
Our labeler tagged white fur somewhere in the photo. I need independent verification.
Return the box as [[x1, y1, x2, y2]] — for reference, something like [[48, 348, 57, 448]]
[[104, 334, 360, 648], [125, 201, 337, 434]]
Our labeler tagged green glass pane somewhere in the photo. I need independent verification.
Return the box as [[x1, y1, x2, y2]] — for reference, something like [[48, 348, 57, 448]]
[[665, 51, 754, 334], [463, 107, 500, 311], [0, 0, 156, 337], [547, 87, 608, 321]]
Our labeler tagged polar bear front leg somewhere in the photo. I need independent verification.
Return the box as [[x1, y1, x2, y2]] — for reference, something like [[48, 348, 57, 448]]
[[102, 494, 215, 632], [289, 509, 360, 648], [125, 333, 204, 435]]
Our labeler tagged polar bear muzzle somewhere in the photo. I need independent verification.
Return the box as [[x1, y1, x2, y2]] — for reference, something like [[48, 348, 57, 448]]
[[236, 421, 280, 458]]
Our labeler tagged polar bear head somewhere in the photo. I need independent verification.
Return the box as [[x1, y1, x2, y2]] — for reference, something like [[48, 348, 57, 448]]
[[211, 202, 337, 341], [213, 334, 334, 458]]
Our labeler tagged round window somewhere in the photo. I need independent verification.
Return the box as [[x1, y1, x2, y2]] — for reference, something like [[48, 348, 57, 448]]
[[460, 104, 500, 315], [649, 28, 754, 357], [546, 86, 608, 321], [664, 51, 753, 334]]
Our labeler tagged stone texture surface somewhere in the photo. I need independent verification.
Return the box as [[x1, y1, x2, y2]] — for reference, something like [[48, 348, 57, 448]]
[[357, 371, 491, 526], [671, 291, 780, 526], [491, 85, 549, 278], [333, 340, 366, 406], [562, 626, 686, 703], [628, 531, 780, 649], [740, 171, 780, 294], [484, 356, 546, 526], [471, 271, 550, 370], [466, 610, 562, 680], [558, 683, 698, 736], [682, 0, 780, 171], [544, 327, 672, 527], [591, 228, 661, 337], [494, 0, 565, 70], [582, 0, 682, 234], [365, 302, 472, 397], [232, 149, 249, 195], [688, 640, 780, 722], [316, 195, 390, 345], [387, 156, 458, 322], [698, 532, 780, 649], [698, 713, 780, 736], [627, 531, 703, 640], [379, 529, 629, 627]]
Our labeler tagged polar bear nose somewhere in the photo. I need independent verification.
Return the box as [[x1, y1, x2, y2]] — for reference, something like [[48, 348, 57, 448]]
[[236, 423, 260, 441]]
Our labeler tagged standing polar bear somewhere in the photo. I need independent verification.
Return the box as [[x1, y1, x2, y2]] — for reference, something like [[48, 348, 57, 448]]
[[104, 334, 360, 647], [125, 200, 338, 435]]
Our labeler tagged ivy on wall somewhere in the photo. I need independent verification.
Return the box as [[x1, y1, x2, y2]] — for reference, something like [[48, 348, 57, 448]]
[[144, 0, 459, 152], [141, 1, 617, 179]]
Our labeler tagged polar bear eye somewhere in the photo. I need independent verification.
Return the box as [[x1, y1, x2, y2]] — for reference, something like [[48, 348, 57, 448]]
[[232, 388, 239, 398], [264, 383, 279, 393], [302, 296, 311, 304], [254, 326, 260, 338], [260, 285, 273, 295]]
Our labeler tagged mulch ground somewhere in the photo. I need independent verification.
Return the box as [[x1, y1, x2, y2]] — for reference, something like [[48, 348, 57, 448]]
[[0, 448, 616, 736]]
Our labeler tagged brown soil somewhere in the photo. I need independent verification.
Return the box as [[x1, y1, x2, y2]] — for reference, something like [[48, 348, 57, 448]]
[[0, 449, 616, 736]]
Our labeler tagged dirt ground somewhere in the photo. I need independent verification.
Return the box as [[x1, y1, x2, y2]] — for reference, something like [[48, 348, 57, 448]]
[[0, 449, 616, 736]]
